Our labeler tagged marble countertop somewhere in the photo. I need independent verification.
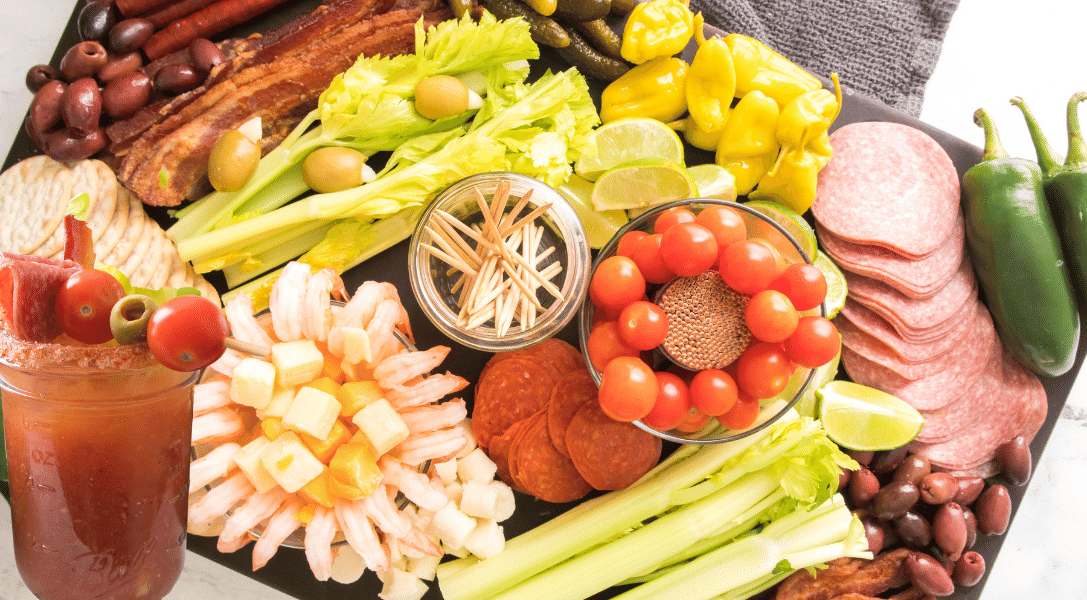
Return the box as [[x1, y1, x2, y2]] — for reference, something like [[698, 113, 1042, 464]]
[[1, 0, 1085, 598]]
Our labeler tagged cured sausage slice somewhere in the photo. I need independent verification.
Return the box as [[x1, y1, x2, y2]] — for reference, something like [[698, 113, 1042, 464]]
[[843, 258, 977, 339], [0, 253, 81, 342], [812, 122, 960, 258], [547, 369, 598, 458], [838, 299, 975, 364], [472, 358, 557, 449], [913, 342, 1003, 443], [488, 415, 534, 491], [515, 415, 593, 503], [565, 400, 661, 491], [503, 412, 542, 494]]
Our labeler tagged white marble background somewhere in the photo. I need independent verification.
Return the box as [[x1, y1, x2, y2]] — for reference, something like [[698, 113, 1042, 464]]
[[0, 0, 1085, 598]]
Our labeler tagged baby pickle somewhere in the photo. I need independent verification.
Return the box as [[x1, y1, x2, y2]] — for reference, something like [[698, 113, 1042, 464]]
[[303, 147, 368, 193], [415, 75, 470, 120], [110, 294, 157, 345], [208, 130, 259, 192]]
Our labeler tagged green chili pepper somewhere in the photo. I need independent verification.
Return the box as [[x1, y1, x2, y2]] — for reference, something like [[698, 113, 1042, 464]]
[[961, 108, 1080, 377]]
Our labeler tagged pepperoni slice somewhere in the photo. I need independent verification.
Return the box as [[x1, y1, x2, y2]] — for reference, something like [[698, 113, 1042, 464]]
[[565, 400, 662, 491], [491, 415, 536, 493], [515, 414, 593, 503], [472, 357, 557, 448], [547, 369, 598, 458]]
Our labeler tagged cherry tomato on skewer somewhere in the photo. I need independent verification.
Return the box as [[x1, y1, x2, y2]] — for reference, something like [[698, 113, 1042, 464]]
[[147, 295, 230, 371], [55, 268, 125, 344]]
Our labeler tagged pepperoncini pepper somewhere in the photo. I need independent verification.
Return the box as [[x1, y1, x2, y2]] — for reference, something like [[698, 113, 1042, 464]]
[[715, 90, 780, 194], [600, 57, 689, 124], [685, 15, 736, 136], [621, 0, 695, 65], [726, 33, 821, 107], [670, 114, 726, 151]]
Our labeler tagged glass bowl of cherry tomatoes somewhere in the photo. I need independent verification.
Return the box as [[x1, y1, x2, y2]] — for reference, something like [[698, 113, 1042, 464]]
[[578, 198, 839, 445]]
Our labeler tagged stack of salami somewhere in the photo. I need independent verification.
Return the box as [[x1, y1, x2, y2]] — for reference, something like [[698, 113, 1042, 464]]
[[811, 122, 1047, 478]]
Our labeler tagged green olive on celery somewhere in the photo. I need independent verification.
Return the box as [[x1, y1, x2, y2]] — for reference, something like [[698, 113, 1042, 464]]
[[303, 147, 371, 193], [110, 294, 157, 345], [208, 130, 259, 192], [415, 75, 482, 120]]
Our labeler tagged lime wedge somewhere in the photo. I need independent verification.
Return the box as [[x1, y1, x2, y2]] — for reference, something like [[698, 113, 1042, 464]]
[[688, 164, 737, 201], [817, 380, 924, 451], [576, 118, 685, 182], [815, 250, 847, 318], [557, 174, 629, 249], [744, 199, 818, 261], [591, 161, 698, 212]]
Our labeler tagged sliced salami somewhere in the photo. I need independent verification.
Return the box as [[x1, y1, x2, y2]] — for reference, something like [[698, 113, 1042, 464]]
[[838, 299, 976, 364], [0, 253, 80, 342], [472, 357, 557, 449], [913, 341, 1004, 442], [812, 122, 960, 257], [844, 258, 977, 338], [565, 400, 662, 491], [547, 369, 598, 458], [488, 415, 534, 491], [841, 346, 910, 390], [505, 411, 543, 494], [515, 415, 593, 503]]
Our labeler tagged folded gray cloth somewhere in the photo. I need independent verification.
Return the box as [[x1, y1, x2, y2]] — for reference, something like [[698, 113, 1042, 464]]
[[690, 0, 960, 116]]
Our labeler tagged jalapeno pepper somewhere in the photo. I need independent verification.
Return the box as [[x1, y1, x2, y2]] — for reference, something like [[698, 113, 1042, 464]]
[[685, 18, 736, 136], [599, 57, 689, 124], [714, 90, 779, 195], [725, 33, 820, 107], [621, 0, 694, 65]]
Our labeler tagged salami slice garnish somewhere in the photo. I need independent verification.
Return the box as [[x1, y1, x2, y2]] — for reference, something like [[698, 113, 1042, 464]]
[[472, 357, 557, 449], [547, 369, 598, 458], [515, 414, 593, 503], [0, 252, 80, 342], [565, 400, 661, 491]]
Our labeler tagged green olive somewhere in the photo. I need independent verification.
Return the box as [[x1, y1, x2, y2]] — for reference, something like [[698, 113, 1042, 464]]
[[303, 147, 367, 194], [415, 75, 470, 120], [110, 294, 157, 345], [208, 130, 259, 192]]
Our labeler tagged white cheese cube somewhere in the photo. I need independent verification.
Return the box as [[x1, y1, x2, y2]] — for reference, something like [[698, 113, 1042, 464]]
[[433, 458, 458, 485], [441, 542, 470, 559], [256, 386, 297, 420], [342, 327, 373, 365], [444, 481, 463, 506], [259, 432, 325, 493], [282, 386, 341, 440], [459, 480, 500, 519], [464, 519, 505, 559], [456, 448, 497, 483], [231, 436, 279, 494], [271, 340, 324, 387], [351, 398, 409, 456], [454, 418, 478, 459], [378, 569, 428, 600], [408, 555, 440, 581], [491, 480, 515, 522], [430, 503, 476, 550], [331, 546, 365, 585], [229, 359, 276, 409]]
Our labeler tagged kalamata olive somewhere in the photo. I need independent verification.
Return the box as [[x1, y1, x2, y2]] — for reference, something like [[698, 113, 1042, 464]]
[[871, 446, 908, 474], [953, 476, 985, 505], [893, 454, 931, 486], [109, 18, 154, 54], [302, 147, 374, 193], [846, 449, 874, 466], [97, 51, 142, 83], [860, 517, 885, 555], [189, 38, 225, 73], [905, 552, 955, 597], [154, 63, 205, 94], [60, 41, 109, 80], [920, 472, 960, 505], [848, 467, 880, 508], [25, 64, 60, 93], [208, 130, 260, 192], [975, 484, 1011, 535], [77, 0, 116, 42], [933, 502, 967, 560], [953, 551, 986, 587], [62, 78, 102, 135], [870, 481, 920, 520], [110, 295, 158, 345], [962, 506, 978, 550], [415, 75, 471, 120], [29, 80, 67, 133], [894, 509, 931, 548], [44, 127, 107, 161], [995, 435, 1032, 486], [103, 71, 151, 120], [837, 467, 850, 492]]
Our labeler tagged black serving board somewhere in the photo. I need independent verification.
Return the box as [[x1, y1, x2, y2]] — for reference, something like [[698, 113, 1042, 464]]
[[3, 2, 1078, 599]]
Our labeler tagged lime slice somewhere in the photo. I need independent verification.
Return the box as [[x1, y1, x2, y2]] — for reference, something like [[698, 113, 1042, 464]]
[[576, 118, 685, 182], [817, 380, 924, 451], [688, 165, 737, 201], [744, 199, 818, 261], [591, 161, 698, 212], [815, 250, 847, 318], [557, 174, 629, 249]]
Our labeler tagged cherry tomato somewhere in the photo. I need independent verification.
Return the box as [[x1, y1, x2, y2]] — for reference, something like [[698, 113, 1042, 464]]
[[598, 356, 657, 422], [735, 341, 793, 399], [587, 321, 640, 372], [719, 239, 778, 295], [674, 406, 712, 433], [744, 289, 799, 343], [653, 207, 696, 234], [688, 368, 738, 416], [590, 255, 646, 310], [617, 301, 669, 350], [616, 230, 649, 258], [661, 222, 718, 277], [55, 268, 125, 344], [717, 391, 760, 430], [768, 263, 828, 311], [696, 206, 747, 251], [641, 371, 691, 431], [783, 316, 841, 368], [147, 295, 229, 371], [631, 233, 676, 284]]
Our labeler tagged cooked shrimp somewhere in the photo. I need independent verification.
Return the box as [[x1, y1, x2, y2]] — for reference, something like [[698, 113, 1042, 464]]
[[253, 498, 306, 570], [398, 399, 468, 434], [218, 532, 255, 553], [218, 487, 291, 552], [397, 427, 467, 466], [365, 298, 404, 366], [189, 472, 255, 526], [208, 348, 246, 377], [373, 346, 450, 389], [269, 262, 311, 342], [224, 293, 274, 348], [327, 281, 389, 357], [380, 282, 414, 342], [304, 505, 338, 581], [302, 267, 340, 342], [189, 442, 241, 493], [398, 525, 442, 558], [193, 378, 232, 416], [191, 408, 245, 446], [334, 498, 390, 573], [362, 484, 411, 539], [385, 373, 469, 409], [379, 455, 449, 511]]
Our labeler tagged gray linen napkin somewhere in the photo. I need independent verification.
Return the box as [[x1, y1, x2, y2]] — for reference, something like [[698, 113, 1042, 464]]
[[689, 0, 961, 116]]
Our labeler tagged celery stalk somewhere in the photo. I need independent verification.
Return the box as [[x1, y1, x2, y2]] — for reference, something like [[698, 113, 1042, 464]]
[[221, 222, 335, 288]]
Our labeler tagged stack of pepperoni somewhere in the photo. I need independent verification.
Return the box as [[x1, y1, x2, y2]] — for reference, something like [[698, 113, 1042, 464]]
[[812, 121, 1047, 478], [471, 338, 662, 503]]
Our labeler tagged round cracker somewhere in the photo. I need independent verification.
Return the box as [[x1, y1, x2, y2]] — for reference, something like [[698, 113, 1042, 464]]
[[95, 184, 131, 263], [120, 205, 156, 281], [149, 230, 180, 289], [87, 161, 117, 245], [0, 156, 69, 255], [103, 190, 146, 273], [38, 159, 101, 258], [167, 252, 189, 288], [130, 224, 164, 288]]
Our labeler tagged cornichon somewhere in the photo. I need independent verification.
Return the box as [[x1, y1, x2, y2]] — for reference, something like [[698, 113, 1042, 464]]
[[575, 19, 623, 61], [609, 0, 636, 14], [480, 0, 571, 48], [555, 0, 611, 22], [961, 108, 1080, 377], [555, 28, 631, 81]]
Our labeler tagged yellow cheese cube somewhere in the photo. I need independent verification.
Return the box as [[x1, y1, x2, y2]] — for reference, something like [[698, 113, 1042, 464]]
[[321, 351, 346, 384], [300, 419, 350, 463], [342, 327, 373, 365], [271, 340, 324, 387], [229, 359, 276, 410], [260, 417, 288, 441], [232, 436, 279, 494], [299, 467, 336, 508], [295, 504, 316, 524], [256, 386, 297, 420], [336, 381, 384, 418], [329, 442, 383, 499], [351, 398, 409, 457], [259, 432, 325, 493], [282, 386, 342, 440], [340, 359, 373, 383], [304, 377, 342, 398]]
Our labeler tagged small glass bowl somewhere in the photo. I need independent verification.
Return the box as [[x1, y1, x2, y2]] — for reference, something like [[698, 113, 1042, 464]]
[[578, 198, 827, 445], [409, 172, 591, 352]]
